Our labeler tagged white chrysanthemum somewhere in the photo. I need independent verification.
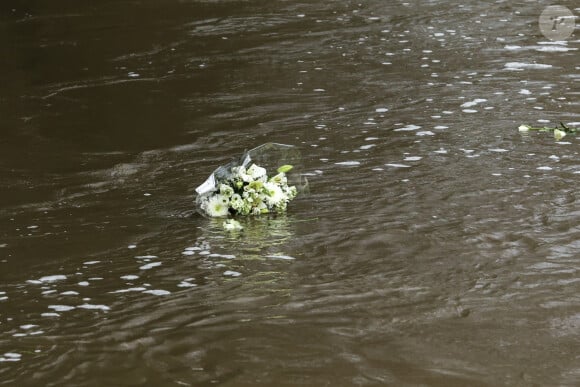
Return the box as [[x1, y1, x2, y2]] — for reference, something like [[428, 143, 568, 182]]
[[205, 194, 229, 217], [230, 194, 244, 211], [264, 182, 285, 206], [219, 184, 234, 197]]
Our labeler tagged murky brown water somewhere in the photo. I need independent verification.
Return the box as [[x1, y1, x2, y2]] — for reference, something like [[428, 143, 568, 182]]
[[1, 1, 579, 385]]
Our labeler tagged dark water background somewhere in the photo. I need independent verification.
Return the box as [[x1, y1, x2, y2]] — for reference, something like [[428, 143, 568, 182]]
[[1, 1, 579, 385]]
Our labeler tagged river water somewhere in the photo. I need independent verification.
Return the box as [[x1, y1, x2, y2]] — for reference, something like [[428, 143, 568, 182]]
[[1, 1, 579, 385]]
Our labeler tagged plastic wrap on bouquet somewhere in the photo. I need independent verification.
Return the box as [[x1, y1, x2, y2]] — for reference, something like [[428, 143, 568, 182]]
[[195, 143, 307, 217]]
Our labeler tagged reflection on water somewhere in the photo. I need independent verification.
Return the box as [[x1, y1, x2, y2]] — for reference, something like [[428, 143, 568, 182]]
[[1, 0, 579, 385]]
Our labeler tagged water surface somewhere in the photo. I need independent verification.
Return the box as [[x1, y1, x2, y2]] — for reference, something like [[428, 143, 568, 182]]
[[1, 1, 579, 385]]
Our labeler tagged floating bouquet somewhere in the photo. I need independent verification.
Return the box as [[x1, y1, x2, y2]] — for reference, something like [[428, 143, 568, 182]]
[[195, 143, 305, 218], [518, 122, 576, 141]]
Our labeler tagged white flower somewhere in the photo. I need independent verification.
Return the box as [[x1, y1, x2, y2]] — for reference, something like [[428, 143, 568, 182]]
[[219, 184, 234, 197], [204, 194, 229, 217], [264, 182, 285, 206], [252, 201, 269, 215], [247, 164, 267, 180], [269, 172, 288, 186], [554, 128, 566, 141], [232, 165, 253, 183], [518, 125, 531, 132], [230, 194, 243, 210]]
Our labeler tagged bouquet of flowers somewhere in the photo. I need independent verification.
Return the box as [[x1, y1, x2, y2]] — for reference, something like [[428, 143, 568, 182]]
[[195, 143, 304, 218]]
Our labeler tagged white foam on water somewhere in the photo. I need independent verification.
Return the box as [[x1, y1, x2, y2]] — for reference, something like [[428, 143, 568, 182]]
[[375, 107, 389, 113], [404, 156, 422, 161], [519, 89, 531, 95], [181, 250, 195, 255], [110, 287, 147, 294], [39, 275, 67, 283], [139, 262, 162, 270], [537, 166, 553, 171], [83, 261, 100, 265], [385, 163, 411, 168], [394, 124, 421, 131], [208, 253, 236, 259], [20, 324, 37, 330], [434, 125, 448, 130], [462, 109, 478, 113], [416, 131, 435, 136], [265, 254, 296, 260], [504, 62, 553, 70], [177, 281, 197, 288], [142, 289, 171, 296], [334, 161, 361, 166], [135, 255, 158, 259], [41, 313, 60, 317], [128, 244, 137, 249], [60, 291, 79, 296], [460, 98, 487, 108], [48, 305, 75, 312], [77, 304, 110, 311], [365, 137, 379, 141], [78, 281, 90, 286], [121, 275, 139, 280], [360, 144, 376, 150], [489, 148, 509, 152], [223, 270, 242, 277]]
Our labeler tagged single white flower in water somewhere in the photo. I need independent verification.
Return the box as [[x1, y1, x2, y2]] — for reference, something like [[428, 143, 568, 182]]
[[554, 128, 566, 141], [518, 125, 531, 132], [205, 194, 229, 217]]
